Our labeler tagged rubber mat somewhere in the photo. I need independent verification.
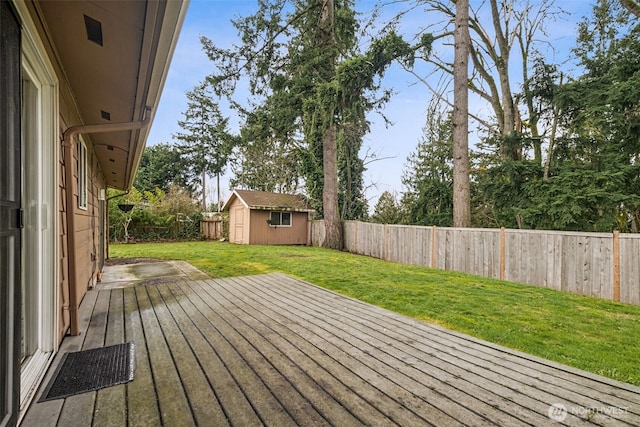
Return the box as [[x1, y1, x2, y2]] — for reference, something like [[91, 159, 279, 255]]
[[39, 342, 135, 402]]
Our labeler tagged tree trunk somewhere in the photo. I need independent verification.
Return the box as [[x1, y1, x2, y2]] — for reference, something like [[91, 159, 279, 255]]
[[544, 73, 563, 180], [322, 124, 343, 249], [216, 172, 221, 212], [489, 0, 518, 160], [202, 168, 206, 211], [453, 0, 471, 228], [318, 0, 343, 249]]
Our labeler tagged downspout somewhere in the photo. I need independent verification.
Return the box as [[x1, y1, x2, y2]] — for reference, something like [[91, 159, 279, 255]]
[[62, 108, 151, 336]]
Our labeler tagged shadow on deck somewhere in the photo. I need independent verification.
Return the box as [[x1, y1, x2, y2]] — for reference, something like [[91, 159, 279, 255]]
[[22, 263, 640, 426]]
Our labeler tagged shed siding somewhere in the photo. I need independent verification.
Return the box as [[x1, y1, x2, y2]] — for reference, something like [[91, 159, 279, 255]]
[[224, 190, 312, 245], [249, 210, 309, 245]]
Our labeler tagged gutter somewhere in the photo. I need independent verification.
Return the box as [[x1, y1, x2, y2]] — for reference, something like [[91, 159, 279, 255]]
[[61, 108, 151, 336]]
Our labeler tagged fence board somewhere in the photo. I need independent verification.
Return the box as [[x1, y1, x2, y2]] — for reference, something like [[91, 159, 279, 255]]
[[547, 235, 562, 291], [309, 221, 639, 305], [311, 220, 325, 248], [620, 235, 640, 305], [201, 218, 223, 240]]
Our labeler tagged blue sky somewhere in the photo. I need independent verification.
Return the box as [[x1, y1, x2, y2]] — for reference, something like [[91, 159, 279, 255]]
[[147, 0, 593, 209]]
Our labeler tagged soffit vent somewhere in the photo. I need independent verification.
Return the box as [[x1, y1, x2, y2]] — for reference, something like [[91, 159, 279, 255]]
[[101, 110, 111, 121], [84, 15, 103, 46]]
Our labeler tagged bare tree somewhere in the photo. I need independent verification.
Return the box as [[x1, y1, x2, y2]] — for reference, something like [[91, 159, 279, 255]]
[[515, 0, 561, 164], [419, 0, 558, 159]]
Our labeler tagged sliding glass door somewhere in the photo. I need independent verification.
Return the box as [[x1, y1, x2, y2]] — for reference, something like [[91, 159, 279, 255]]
[[19, 9, 58, 413], [1, 2, 22, 425]]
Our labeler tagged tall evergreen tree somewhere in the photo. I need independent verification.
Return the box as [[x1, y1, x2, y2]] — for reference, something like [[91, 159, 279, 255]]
[[231, 107, 303, 193], [401, 103, 453, 226], [174, 82, 235, 211], [371, 191, 402, 224], [134, 143, 192, 194], [552, 0, 640, 230], [338, 122, 368, 220], [202, 0, 421, 248]]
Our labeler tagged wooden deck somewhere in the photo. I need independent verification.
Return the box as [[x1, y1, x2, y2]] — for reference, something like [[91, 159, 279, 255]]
[[23, 271, 640, 426]]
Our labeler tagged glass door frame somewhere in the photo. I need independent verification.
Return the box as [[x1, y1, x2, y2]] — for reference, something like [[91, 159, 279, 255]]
[[17, 0, 59, 415]]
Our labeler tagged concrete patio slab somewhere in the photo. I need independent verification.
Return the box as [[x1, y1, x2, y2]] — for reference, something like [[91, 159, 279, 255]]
[[99, 260, 210, 289]]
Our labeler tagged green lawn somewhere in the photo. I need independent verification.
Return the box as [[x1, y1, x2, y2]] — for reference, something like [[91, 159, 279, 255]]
[[109, 241, 640, 386]]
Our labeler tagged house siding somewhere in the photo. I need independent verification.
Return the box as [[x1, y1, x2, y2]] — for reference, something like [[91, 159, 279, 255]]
[[55, 85, 107, 343], [17, 0, 112, 345], [74, 149, 105, 290], [58, 130, 70, 341], [62, 131, 107, 342]]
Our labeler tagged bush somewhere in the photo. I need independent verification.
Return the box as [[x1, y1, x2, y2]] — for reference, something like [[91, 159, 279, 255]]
[[108, 186, 202, 242]]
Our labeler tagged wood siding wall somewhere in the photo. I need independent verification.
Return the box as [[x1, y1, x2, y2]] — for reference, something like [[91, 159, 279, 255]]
[[57, 111, 107, 342], [249, 210, 309, 245], [58, 134, 106, 341], [58, 122, 69, 341], [23, 0, 109, 342], [228, 199, 310, 245], [311, 220, 640, 305]]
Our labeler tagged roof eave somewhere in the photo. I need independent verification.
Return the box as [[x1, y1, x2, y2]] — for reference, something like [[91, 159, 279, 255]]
[[122, 0, 189, 190], [248, 206, 315, 213]]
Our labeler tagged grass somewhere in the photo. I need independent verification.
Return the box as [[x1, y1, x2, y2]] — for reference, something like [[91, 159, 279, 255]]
[[109, 241, 640, 386]]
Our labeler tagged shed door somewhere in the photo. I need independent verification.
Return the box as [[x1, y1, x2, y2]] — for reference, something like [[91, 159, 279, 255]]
[[0, 2, 22, 425], [233, 206, 244, 244]]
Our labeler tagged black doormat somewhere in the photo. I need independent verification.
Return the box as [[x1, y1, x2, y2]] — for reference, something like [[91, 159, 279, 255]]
[[39, 342, 135, 402]]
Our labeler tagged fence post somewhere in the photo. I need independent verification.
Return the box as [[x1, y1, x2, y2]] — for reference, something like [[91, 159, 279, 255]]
[[500, 227, 506, 281], [613, 230, 620, 302], [431, 225, 437, 268]]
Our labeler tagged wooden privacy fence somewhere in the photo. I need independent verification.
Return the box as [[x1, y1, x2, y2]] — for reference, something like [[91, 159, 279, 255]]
[[310, 220, 640, 305], [201, 216, 224, 240]]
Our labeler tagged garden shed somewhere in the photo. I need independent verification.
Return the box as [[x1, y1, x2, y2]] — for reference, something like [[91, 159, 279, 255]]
[[223, 189, 314, 245]]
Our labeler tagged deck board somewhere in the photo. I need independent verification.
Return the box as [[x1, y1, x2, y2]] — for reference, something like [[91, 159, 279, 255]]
[[135, 285, 195, 427], [123, 287, 162, 427], [252, 274, 640, 425], [239, 275, 610, 425], [22, 270, 640, 426], [223, 275, 545, 426], [201, 277, 463, 426], [93, 290, 126, 427], [150, 283, 228, 426]]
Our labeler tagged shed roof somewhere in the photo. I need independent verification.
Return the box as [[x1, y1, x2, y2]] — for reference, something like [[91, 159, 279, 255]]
[[223, 189, 314, 212]]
